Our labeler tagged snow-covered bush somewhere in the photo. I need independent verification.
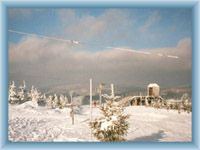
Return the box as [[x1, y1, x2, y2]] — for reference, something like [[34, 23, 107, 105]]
[[90, 99, 129, 142]]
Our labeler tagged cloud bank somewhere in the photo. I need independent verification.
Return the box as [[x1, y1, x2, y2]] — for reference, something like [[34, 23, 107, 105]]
[[9, 36, 192, 89]]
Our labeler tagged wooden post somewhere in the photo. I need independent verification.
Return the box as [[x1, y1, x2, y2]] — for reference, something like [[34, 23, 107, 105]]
[[70, 105, 74, 125]]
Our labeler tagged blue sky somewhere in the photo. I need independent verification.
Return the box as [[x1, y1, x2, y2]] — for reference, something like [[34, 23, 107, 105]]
[[8, 8, 192, 50]]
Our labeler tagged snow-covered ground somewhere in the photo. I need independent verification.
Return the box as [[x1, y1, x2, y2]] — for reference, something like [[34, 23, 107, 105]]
[[8, 103, 191, 142]]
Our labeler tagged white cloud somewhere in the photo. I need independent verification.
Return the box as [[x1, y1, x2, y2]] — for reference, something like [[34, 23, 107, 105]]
[[57, 9, 133, 42]]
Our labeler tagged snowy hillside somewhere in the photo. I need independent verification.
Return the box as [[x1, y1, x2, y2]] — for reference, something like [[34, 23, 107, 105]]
[[9, 104, 191, 142]]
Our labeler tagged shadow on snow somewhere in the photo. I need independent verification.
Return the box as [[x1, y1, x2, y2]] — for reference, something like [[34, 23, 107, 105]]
[[129, 130, 165, 142]]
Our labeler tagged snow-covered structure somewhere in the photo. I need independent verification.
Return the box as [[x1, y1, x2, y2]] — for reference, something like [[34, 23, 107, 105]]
[[119, 83, 162, 106], [147, 83, 160, 97]]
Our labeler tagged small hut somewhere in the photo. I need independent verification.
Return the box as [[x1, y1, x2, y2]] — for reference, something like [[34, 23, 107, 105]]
[[147, 83, 160, 97]]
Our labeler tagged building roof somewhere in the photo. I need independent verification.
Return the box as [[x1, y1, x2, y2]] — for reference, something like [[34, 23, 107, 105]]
[[148, 83, 159, 88]]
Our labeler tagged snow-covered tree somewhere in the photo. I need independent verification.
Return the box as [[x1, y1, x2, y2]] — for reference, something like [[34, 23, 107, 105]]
[[181, 93, 192, 113], [58, 94, 66, 109], [28, 86, 41, 107], [9, 81, 19, 104], [43, 94, 46, 102], [38, 93, 46, 106], [18, 80, 26, 104], [46, 95, 53, 108], [90, 99, 129, 141], [181, 93, 190, 102], [52, 94, 58, 109], [64, 96, 69, 104]]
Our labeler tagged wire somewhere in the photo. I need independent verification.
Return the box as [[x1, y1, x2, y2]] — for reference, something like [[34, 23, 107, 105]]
[[8, 29, 77, 44], [8, 29, 179, 59]]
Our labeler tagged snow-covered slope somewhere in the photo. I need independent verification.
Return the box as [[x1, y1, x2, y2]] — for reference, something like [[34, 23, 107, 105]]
[[8, 103, 191, 142], [126, 106, 191, 142]]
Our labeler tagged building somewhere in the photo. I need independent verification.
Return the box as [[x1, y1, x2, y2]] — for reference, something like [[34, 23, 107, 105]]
[[147, 83, 160, 97]]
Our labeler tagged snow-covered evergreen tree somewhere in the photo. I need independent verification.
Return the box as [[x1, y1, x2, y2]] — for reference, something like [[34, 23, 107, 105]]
[[46, 95, 53, 108], [58, 94, 66, 109], [9, 81, 19, 104], [64, 96, 69, 104], [38, 93, 46, 106], [43, 94, 46, 103], [181, 93, 190, 102], [181, 93, 192, 113], [18, 80, 26, 104], [28, 86, 41, 107], [90, 99, 129, 141], [52, 94, 58, 109]]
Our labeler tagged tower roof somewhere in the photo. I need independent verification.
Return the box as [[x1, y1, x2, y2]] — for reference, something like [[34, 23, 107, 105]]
[[147, 83, 159, 88]]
